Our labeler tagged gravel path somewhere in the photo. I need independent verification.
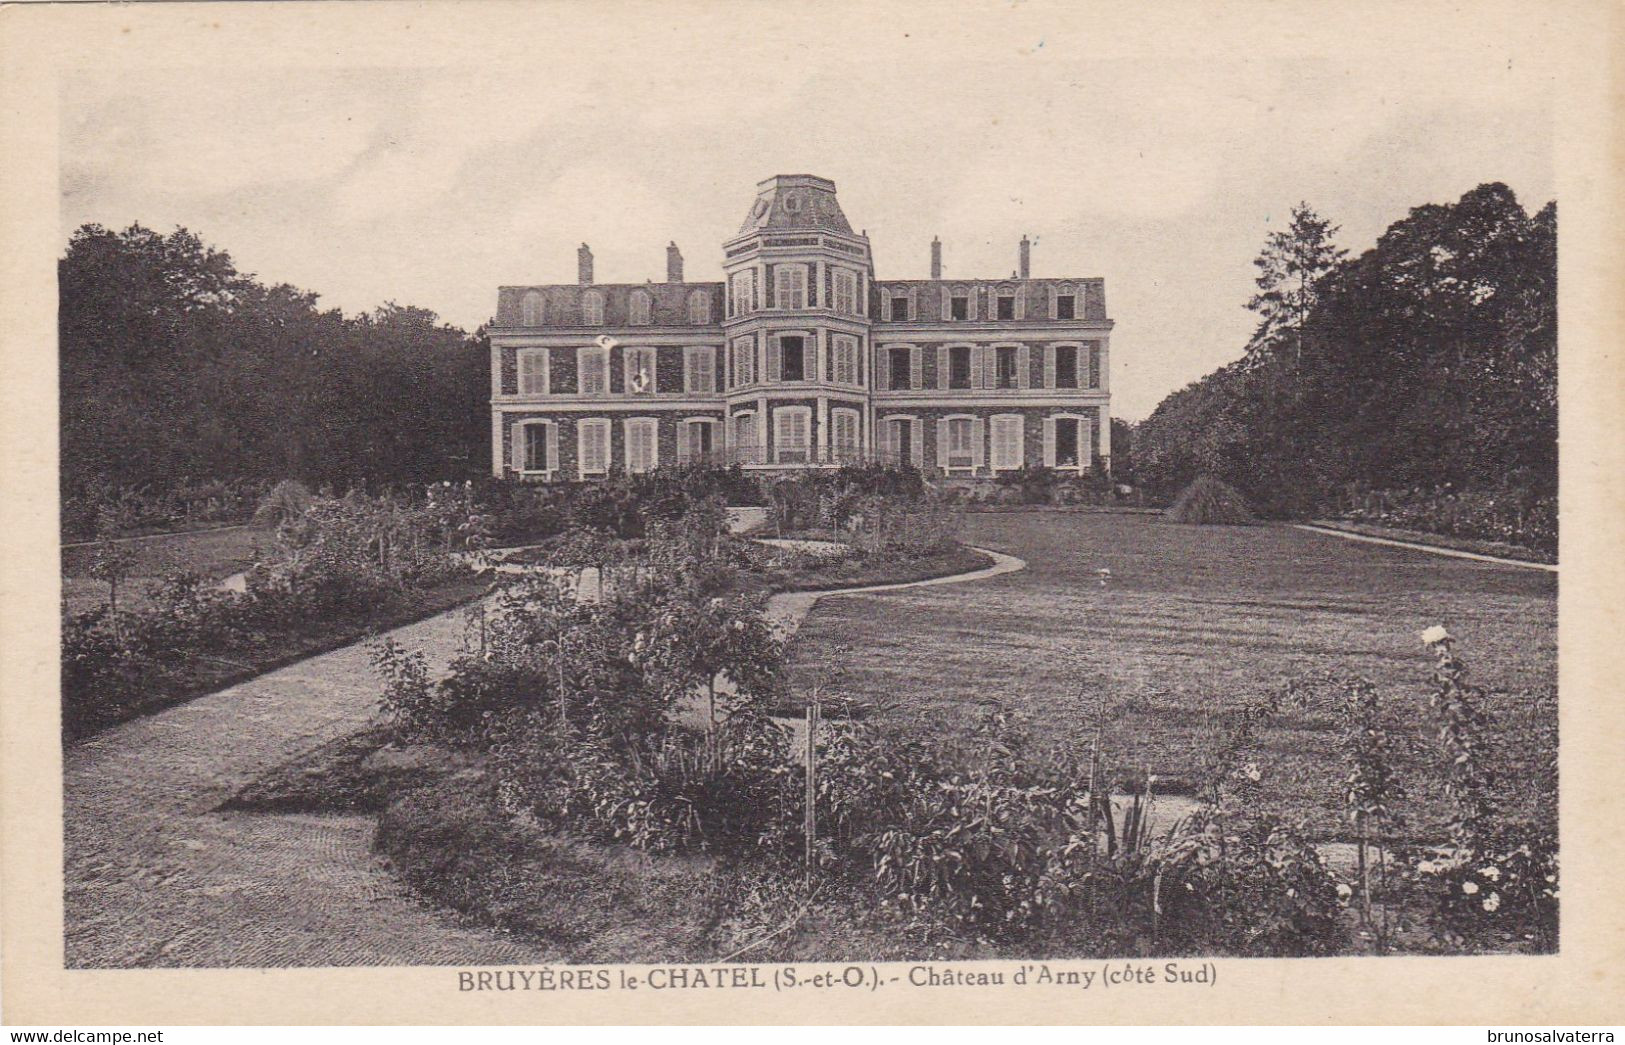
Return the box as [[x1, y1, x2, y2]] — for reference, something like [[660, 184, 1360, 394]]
[[64, 543, 1026, 968], [64, 604, 549, 968]]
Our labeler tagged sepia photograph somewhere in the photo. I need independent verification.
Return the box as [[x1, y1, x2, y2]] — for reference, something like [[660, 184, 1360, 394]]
[[2, 0, 1621, 1030]]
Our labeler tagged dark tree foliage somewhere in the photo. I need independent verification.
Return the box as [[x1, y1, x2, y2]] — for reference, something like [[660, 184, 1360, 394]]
[[1133, 184, 1556, 520], [59, 224, 489, 499]]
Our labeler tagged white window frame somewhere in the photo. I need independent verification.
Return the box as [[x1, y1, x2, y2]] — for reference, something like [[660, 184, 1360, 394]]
[[520, 290, 544, 327], [774, 265, 807, 310], [684, 345, 716, 394], [623, 416, 659, 474], [990, 414, 1025, 471], [832, 335, 858, 386], [577, 418, 610, 477], [833, 269, 856, 315], [623, 346, 657, 395], [1046, 412, 1092, 473], [679, 416, 719, 464], [830, 407, 860, 461], [732, 335, 755, 387], [581, 290, 605, 326], [516, 347, 550, 395], [629, 290, 652, 326], [577, 345, 610, 396], [732, 410, 757, 461], [943, 414, 977, 475], [773, 405, 812, 464], [513, 419, 556, 478], [1050, 341, 1084, 390], [687, 289, 711, 325]]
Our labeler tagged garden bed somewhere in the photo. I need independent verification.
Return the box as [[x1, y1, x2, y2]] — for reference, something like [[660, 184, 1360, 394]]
[[1308, 519, 1555, 565], [732, 541, 993, 596], [65, 572, 489, 742]]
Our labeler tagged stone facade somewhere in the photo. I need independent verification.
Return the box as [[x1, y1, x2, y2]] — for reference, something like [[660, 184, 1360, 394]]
[[489, 174, 1113, 481]]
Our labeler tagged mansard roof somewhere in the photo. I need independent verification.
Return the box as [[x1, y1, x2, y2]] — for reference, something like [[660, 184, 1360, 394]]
[[497, 281, 724, 329], [736, 174, 855, 236]]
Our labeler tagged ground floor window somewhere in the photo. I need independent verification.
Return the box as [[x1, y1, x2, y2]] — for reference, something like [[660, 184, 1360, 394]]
[[884, 416, 916, 467], [624, 417, 658, 474], [1049, 415, 1088, 471], [578, 419, 610, 476], [733, 411, 756, 455], [991, 415, 1024, 470], [775, 406, 810, 464], [514, 421, 555, 477], [681, 418, 717, 463], [831, 408, 859, 460]]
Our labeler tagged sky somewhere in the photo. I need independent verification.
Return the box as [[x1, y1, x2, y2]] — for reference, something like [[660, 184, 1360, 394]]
[[57, 2, 1556, 421]]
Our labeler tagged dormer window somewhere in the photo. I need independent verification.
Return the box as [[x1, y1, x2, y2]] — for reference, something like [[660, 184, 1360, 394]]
[[890, 295, 910, 321], [520, 290, 544, 326], [687, 289, 711, 324], [1056, 294, 1076, 320], [997, 295, 1016, 320], [950, 295, 968, 320], [774, 266, 806, 310], [582, 291, 605, 326], [629, 290, 652, 325]]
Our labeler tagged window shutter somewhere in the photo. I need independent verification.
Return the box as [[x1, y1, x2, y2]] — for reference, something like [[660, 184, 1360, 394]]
[[984, 346, 999, 389], [1088, 342, 1101, 389], [876, 348, 890, 391], [1044, 345, 1057, 388], [1048, 287, 1058, 319], [970, 346, 984, 389], [970, 285, 980, 321], [937, 346, 949, 390], [546, 423, 559, 476], [1017, 344, 1031, 389], [1082, 415, 1095, 467], [676, 422, 691, 464], [910, 417, 924, 468], [767, 339, 782, 382], [941, 288, 952, 321], [971, 417, 986, 471], [908, 288, 918, 322], [909, 346, 922, 390], [649, 420, 660, 468], [510, 423, 525, 474], [878, 417, 893, 456], [936, 419, 949, 474], [1043, 417, 1056, 467]]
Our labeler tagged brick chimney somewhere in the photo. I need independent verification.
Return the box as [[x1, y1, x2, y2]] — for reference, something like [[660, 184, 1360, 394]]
[[1018, 235, 1031, 279], [666, 241, 684, 283], [930, 236, 942, 279], [577, 243, 594, 285]]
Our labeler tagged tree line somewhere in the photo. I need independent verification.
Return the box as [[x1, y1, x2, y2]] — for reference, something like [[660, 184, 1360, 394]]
[[1130, 183, 1556, 519], [59, 223, 490, 504]]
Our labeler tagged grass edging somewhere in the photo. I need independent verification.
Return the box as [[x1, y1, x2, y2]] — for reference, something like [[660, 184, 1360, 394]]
[[759, 543, 995, 594]]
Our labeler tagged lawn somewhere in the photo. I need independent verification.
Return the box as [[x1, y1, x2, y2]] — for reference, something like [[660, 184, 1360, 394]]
[[785, 511, 1557, 842], [61, 525, 270, 615]]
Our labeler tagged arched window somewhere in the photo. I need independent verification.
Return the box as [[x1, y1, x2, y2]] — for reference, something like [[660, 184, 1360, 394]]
[[520, 290, 544, 327], [687, 289, 711, 324], [629, 289, 652, 325], [582, 290, 605, 326]]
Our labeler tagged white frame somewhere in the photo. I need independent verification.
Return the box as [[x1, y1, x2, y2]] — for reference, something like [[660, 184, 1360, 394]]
[[775, 331, 812, 382], [830, 406, 860, 459], [577, 417, 611, 477], [687, 289, 711, 324], [576, 344, 611, 396], [684, 345, 716, 394], [513, 419, 556, 478], [623, 416, 659, 474], [990, 413, 1025, 471], [773, 405, 812, 464], [629, 289, 652, 326], [581, 290, 605, 326], [679, 416, 719, 463], [623, 345, 657, 395], [774, 265, 807, 310], [1050, 341, 1084, 389], [516, 347, 550, 395], [1047, 412, 1091, 473], [942, 413, 977, 474], [945, 343, 975, 390], [520, 290, 544, 327]]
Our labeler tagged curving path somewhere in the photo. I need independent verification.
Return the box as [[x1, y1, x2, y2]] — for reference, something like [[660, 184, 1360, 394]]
[[63, 543, 1021, 968]]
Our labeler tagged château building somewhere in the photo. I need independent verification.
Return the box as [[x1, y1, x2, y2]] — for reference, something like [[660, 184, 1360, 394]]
[[489, 174, 1112, 480]]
